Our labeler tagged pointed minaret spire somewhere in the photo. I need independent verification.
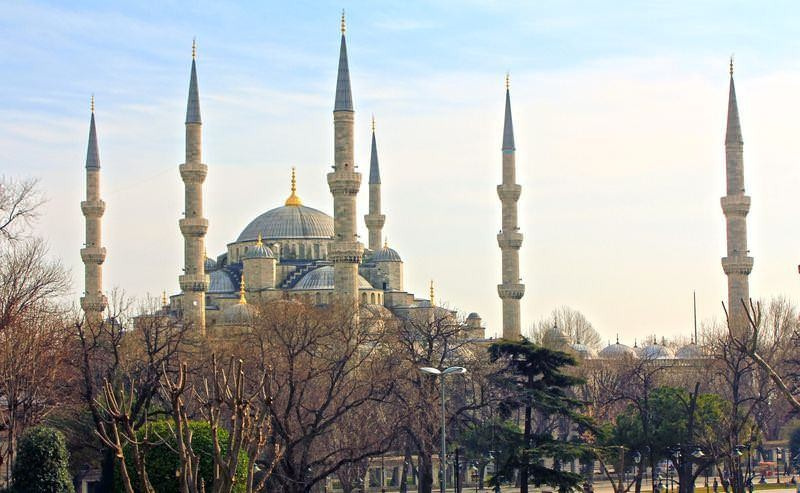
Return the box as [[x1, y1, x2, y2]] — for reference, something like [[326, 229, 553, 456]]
[[430, 280, 435, 306], [365, 115, 386, 251], [80, 96, 108, 324], [497, 73, 525, 340], [328, 12, 363, 305], [179, 40, 210, 334], [721, 57, 753, 331], [502, 73, 515, 151], [334, 10, 353, 112], [186, 39, 201, 124]]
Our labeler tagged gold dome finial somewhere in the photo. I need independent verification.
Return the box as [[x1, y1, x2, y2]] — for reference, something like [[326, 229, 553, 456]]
[[371, 114, 376, 132], [285, 167, 302, 206], [239, 273, 247, 304], [90, 94, 95, 113], [192, 38, 197, 60], [729, 55, 734, 76], [341, 9, 346, 34], [429, 280, 435, 306], [505, 72, 510, 90], [161, 290, 167, 307], [383, 237, 388, 249], [257, 233, 263, 247]]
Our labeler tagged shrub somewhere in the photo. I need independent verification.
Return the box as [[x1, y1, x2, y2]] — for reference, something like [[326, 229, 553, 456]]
[[115, 420, 248, 492], [12, 426, 75, 493]]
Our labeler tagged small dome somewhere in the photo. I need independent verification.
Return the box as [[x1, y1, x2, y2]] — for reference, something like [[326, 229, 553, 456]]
[[208, 270, 236, 293], [467, 312, 481, 320], [292, 265, 373, 290], [245, 242, 274, 259], [676, 343, 704, 359], [570, 343, 597, 359], [372, 246, 402, 262], [222, 302, 256, 325], [598, 342, 637, 359], [641, 343, 675, 359], [204, 256, 217, 272]]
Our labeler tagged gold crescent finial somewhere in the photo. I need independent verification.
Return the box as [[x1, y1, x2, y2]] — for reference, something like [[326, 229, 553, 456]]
[[257, 233, 263, 247], [192, 38, 197, 59], [341, 9, 346, 34], [383, 236, 388, 249], [371, 114, 376, 132], [429, 280, 435, 306], [90, 94, 95, 113], [285, 167, 302, 206], [505, 72, 510, 90], [239, 273, 247, 304], [162, 290, 167, 307], [729, 55, 734, 76]]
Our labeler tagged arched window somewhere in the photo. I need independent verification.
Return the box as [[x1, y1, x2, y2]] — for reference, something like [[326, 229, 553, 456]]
[[315, 293, 321, 305], [361, 292, 367, 303], [370, 293, 375, 304], [299, 243, 306, 259]]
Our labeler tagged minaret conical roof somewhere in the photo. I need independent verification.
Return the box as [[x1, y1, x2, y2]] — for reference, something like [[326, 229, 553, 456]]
[[369, 120, 380, 184], [725, 64, 742, 146], [334, 21, 353, 112], [86, 98, 100, 169], [186, 42, 202, 124], [502, 83, 515, 151]]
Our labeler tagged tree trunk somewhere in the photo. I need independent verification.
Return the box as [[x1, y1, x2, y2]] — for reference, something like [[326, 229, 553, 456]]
[[418, 451, 434, 493], [521, 403, 532, 493]]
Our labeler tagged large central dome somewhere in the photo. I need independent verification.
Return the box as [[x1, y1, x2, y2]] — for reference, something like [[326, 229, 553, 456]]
[[237, 204, 333, 242]]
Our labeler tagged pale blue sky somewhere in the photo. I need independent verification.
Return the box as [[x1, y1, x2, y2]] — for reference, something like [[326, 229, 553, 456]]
[[3, 1, 800, 342]]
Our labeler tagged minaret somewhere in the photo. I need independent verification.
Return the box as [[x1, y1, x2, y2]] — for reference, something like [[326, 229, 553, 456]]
[[178, 40, 210, 334], [80, 96, 108, 324], [327, 12, 363, 305], [364, 116, 385, 251], [721, 59, 753, 329], [497, 74, 525, 340]]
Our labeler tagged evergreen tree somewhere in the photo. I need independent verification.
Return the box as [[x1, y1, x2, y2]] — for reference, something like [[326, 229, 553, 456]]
[[489, 338, 594, 493], [11, 426, 75, 493]]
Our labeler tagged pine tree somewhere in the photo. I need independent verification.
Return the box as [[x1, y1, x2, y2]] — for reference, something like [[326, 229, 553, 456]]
[[488, 338, 594, 493]]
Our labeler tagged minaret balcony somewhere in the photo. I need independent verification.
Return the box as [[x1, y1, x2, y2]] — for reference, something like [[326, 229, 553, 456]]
[[329, 241, 364, 263], [81, 200, 106, 217], [497, 184, 522, 202], [80, 294, 108, 313], [720, 195, 751, 216], [179, 162, 208, 183], [80, 246, 107, 264], [327, 171, 362, 195], [179, 217, 209, 237], [497, 283, 525, 300], [497, 232, 523, 249], [364, 214, 386, 229], [721, 256, 754, 275], [179, 273, 210, 292]]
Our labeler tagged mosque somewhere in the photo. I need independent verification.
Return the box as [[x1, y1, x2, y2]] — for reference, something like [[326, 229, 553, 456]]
[[78, 15, 518, 338]]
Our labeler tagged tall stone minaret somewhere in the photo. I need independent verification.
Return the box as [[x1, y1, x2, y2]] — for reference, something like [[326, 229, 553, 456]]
[[80, 96, 108, 324], [178, 40, 209, 334], [364, 116, 385, 251], [497, 75, 524, 340], [327, 12, 363, 304], [721, 59, 753, 329]]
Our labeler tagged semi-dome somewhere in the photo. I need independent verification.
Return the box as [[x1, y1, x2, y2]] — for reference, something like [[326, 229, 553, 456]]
[[598, 342, 637, 359], [292, 265, 373, 290], [676, 343, 704, 359], [372, 245, 402, 262], [237, 204, 333, 242], [641, 343, 675, 359], [208, 270, 236, 293]]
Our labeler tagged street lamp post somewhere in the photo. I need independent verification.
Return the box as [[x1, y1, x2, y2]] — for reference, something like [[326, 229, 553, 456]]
[[777, 448, 783, 485], [420, 366, 468, 493]]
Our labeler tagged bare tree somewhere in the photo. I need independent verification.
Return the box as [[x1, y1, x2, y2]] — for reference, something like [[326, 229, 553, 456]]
[[0, 176, 43, 243], [529, 306, 602, 349]]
